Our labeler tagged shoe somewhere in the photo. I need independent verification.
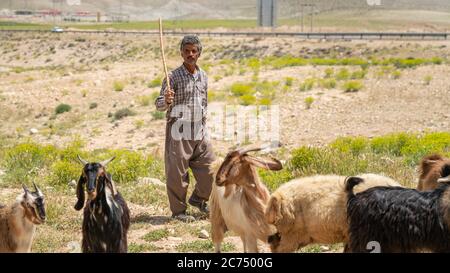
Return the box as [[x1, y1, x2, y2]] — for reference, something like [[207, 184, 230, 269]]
[[172, 212, 195, 223], [188, 195, 209, 214]]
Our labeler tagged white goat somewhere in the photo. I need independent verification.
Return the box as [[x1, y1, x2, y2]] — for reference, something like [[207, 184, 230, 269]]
[[0, 183, 46, 253], [265, 173, 402, 252], [210, 147, 282, 253]]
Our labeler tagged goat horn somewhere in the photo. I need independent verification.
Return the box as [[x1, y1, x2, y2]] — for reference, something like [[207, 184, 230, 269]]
[[100, 156, 116, 167], [32, 181, 42, 194], [237, 147, 262, 155], [22, 184, 30, 193], [77, 155, 89, 166]]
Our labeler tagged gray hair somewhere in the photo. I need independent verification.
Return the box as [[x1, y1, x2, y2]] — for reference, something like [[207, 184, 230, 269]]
[[180, 35, 202, 54]]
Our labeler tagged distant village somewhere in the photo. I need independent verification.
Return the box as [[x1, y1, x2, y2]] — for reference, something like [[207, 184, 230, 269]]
[[0, 8, 129, 23]]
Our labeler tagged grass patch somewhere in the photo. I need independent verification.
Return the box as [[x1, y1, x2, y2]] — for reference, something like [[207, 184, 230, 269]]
[[343, 80, 363, 92], [176, 240, 236, 253], [142, 229, 169, 242], [113, 108, 136, 120], [300, 78, 315, 91], [128, 243, 161, 253]]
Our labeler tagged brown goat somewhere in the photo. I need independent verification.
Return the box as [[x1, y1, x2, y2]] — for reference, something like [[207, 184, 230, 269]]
[[0, 183, 45, 253], [210, 147, 282, 253], [418, 154, 450, 191]]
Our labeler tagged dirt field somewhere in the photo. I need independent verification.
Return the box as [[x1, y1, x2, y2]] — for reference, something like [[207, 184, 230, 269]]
[[0, 32, 449, 252]]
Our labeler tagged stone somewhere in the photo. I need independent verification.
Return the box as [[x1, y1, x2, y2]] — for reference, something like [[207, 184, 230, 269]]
[[30, 128, 38, 134], [68, 180, 77, 188], [199, 229, 209, 239]]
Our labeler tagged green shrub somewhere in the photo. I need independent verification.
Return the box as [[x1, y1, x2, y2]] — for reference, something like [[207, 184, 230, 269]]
[[230, 83, 255, 97], [391, 70, 402, 79], [89, 102, 98, 109], [101, 149, 163, 184], [423, 75, 432, 85], [113, 108, 136, 120], [239, 94, 256, 106], [258, 97, 272, 106], [113, 81, 125, 92], [55, 104, 72, 114], [289, 146, 370, 178], [137, 94, 153, 106], [350, 70, 367, 80], [304, 97, 314, 109], [134, 119, 145, 129], [300, 78, 315, 91], [147, 78, 162, 88], [319, 78, 336, 89], [336, 68, 350, 81], [151, 110, 165, 120], [330, 136, 369, 155], [48, 160, 80, 186], [259, 168, 293, 192], [285, 77, 294, 87], [208, 90, 226, 102], [324, 68, 334, 78], [343, 80, 363, 92], [2, 142, 57, 185]]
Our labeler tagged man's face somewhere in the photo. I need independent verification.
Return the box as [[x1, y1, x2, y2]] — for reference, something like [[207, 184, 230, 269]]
[[181, 43, 200, 66]]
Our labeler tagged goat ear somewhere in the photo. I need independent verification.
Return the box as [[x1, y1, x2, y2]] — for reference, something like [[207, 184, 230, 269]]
[[265, 193, 282, 224], [74, 175, 86, 211], [244, 155, 283, 171], [104, 173, 118, 196]]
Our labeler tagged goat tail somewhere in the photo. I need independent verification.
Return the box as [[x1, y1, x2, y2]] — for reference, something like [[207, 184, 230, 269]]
[[345, 176, 365, 199]]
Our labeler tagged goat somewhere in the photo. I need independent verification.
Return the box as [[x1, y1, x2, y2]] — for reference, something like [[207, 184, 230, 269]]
[[210, 147, 282, 253], [74, 155, 130, 253], [418, 154, 450, 191], [265, 174, 401, 253], [0, 183, 45, 253], [345, 176, 450, 253]]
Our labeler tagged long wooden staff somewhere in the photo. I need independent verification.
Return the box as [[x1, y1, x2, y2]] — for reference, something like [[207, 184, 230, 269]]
[[159, 18, 171, 93]]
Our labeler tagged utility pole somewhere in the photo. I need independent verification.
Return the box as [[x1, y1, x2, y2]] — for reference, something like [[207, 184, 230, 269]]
[[119, 0, 123, 22], [301, 2, 304, 32], [301, 3, 315, 32]]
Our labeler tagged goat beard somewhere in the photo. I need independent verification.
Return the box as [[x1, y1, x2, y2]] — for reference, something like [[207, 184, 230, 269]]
[[88, 191, 97, 200]]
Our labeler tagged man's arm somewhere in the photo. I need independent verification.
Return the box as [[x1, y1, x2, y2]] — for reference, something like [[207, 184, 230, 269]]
[[155, 77, 174, 112]]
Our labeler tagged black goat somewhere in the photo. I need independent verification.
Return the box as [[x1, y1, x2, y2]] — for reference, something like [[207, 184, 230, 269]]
[[345, 176, 450, 253], [75, 155, 130, 253]]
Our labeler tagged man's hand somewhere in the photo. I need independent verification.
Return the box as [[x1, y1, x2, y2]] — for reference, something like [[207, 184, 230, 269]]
[[165, 88, 174, 105]]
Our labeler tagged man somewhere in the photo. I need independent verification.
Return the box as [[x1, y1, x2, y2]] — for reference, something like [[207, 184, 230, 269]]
[[155, 35, 215, 222]]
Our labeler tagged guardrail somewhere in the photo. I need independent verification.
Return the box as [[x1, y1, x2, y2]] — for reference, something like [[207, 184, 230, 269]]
[[0, 29, 448, 40]]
